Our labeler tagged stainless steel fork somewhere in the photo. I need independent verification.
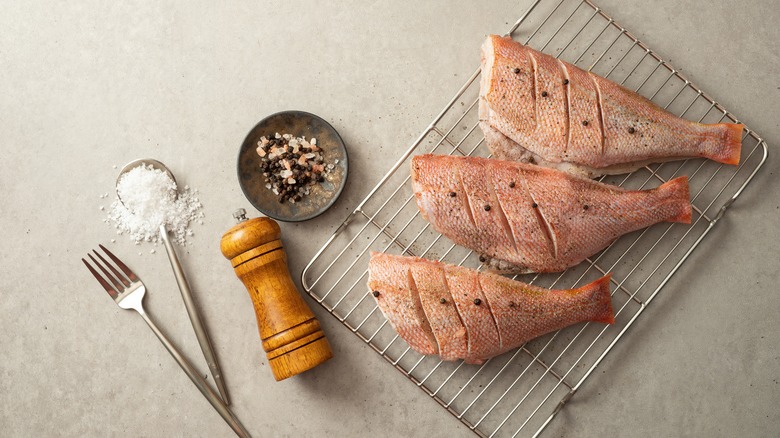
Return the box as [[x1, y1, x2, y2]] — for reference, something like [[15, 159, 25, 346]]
[[82, 244, 251, 438]]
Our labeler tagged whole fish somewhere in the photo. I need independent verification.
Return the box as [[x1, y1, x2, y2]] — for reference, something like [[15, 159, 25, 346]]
[[368, 252, 614, 364], [479, 35, 743, 177], [411, 154, 692, 273]]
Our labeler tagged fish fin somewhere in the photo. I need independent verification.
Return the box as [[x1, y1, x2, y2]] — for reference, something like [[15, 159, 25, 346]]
[[705, 123, 743, 165], [657, 176, 692, 224], [580, 274, 614, 325]]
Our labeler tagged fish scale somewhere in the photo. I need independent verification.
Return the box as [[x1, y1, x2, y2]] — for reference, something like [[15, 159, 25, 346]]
[[368, 253, 614, 363], [445, 266, 500, 364], [480, 35, 743, 177], [412, 154, 692, 274], [460, 165, 513, 248], [410, 262, 469, 361], [481, 34, 537, 142], [366, 255, 437, 355], [528, 50, 568, 158], [566, 63, 604, 157], [489, 165, 551, 271]]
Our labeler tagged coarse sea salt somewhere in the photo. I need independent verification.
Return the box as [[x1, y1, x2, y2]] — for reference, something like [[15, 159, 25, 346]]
[[106, 164, 203, 245]]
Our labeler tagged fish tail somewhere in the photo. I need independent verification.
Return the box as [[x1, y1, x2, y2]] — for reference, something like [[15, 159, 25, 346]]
[[578, 274, 614, 324], [657, 176, 692, 224], [703, 123, 743, 165]]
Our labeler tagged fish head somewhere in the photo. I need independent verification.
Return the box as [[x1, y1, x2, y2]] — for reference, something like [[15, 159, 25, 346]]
[[410, 155, 444, 222]]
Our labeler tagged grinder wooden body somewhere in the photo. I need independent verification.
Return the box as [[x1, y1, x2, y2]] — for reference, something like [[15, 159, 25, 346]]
[[220, 214, 332, 381]]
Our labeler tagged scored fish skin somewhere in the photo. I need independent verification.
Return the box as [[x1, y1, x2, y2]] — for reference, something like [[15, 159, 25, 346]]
[[408, 261, 469, 360], [368, 252, 614, 364], [444, 264, 500, 363], [480, 35, 743, 177], [411, 154, 692, 274], [367, 253, 438, 355]]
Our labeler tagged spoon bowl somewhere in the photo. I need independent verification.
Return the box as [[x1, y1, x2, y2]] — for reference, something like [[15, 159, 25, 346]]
[[116, 158, 178, 209]]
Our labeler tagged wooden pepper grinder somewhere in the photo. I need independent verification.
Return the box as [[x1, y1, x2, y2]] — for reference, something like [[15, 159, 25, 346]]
[[220, 208, 333, 381]]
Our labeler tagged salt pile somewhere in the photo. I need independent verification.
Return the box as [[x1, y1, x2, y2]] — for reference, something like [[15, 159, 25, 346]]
[[105, 164, 203, 245]]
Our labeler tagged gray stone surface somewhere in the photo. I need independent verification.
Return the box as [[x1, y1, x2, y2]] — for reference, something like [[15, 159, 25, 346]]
[[1, 0, 778, 436]]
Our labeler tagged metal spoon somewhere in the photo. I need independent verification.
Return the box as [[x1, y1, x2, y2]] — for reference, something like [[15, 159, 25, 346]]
[[117, 158, 177, 201], [117, 159, 231, 406]]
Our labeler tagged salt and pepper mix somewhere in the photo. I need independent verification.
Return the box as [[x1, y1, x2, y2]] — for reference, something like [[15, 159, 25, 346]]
[[256, 133, 337, 204]]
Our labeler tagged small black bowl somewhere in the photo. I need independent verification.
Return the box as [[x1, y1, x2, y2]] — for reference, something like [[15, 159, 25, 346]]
[[237, 110, 348, 222]]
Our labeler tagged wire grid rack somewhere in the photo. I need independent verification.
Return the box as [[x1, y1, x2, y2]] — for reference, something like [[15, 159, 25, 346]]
[[301, 0, 768, 436]]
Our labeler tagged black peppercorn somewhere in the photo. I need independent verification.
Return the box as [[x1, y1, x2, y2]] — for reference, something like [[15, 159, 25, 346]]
[[513, 67, 520, 74], [541, 91, 548, 97], [473, 298, 482, 305], [583, 205, 589, 210], [449, 191, 456, 197], [509, 181, 515, 188], [439, 298, 447, 304], [372, 290, 380, 297], [532, 202, 538, 208], [582, 120, 589, 126], [628, 127, 635, 134], [479, 256, 486, 263], [484, 205, 491, 211], [563, 79, 569, 85]]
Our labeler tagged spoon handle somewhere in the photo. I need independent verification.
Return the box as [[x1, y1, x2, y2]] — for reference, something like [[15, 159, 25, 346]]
[[159, 224, 231, 406]]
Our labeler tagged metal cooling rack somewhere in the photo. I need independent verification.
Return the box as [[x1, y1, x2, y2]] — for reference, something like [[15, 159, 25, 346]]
[[301, 0, 768, 436]]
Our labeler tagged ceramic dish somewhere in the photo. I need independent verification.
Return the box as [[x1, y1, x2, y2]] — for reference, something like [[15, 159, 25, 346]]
[[237, 110, 348, 222]]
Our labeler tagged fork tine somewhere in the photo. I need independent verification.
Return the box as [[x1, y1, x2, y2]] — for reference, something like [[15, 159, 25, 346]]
[[93, 249, 131, 288], [99, 244, 139, 282], [88, 253, 126, 292], [82, 258, 118, 299]]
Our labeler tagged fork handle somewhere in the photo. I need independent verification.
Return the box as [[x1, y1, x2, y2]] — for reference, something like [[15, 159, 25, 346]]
[[137, 310, 251, 438]]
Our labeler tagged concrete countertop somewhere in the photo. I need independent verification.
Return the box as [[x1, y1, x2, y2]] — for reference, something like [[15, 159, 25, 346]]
[[2, 1, 778, 436]]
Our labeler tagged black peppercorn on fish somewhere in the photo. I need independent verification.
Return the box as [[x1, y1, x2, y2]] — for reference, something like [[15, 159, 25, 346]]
[[368, 252, 613, 364], [480, 35, 743, 177]]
